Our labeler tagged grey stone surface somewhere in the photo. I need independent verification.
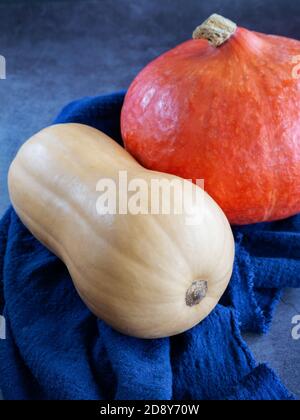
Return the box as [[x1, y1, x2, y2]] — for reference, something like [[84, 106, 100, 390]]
[[245, 289, 300, 398], [0, 0, 299, 399]]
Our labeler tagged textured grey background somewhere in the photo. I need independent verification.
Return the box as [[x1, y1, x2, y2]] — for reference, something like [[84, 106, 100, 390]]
[[0, 0, 299, 399]]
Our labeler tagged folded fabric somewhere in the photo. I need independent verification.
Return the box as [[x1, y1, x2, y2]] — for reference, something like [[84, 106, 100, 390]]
[[0, 92, 299, 400]]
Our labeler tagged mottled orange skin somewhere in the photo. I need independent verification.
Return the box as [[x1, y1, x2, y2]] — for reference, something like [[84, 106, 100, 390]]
[[121, 27, 300, 225]]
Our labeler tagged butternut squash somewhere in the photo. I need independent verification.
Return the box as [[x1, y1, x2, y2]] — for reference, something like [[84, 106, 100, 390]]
[[8, 123, 234, 338]]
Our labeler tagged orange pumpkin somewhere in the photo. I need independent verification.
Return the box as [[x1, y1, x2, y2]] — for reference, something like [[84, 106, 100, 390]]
[[121, 14, 300, 225]]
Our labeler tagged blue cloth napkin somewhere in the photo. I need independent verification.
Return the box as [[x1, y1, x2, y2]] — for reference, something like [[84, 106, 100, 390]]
[[0, 92, 299, 400]]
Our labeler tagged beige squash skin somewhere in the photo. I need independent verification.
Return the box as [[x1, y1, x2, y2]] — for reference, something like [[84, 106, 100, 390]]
[[8, 123, 234, 338]]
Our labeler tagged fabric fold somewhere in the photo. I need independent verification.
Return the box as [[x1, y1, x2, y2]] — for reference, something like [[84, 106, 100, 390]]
[[0, 208, 11, 312], [236, 228, 300, 289], [222, 236, 283, 334], [225, 364, 295, 401], [171, 305, 256, 400]]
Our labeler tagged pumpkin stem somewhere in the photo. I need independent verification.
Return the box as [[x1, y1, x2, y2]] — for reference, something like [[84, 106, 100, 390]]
[[193, 14, 237, 47], [186, 280, 208, 307]]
